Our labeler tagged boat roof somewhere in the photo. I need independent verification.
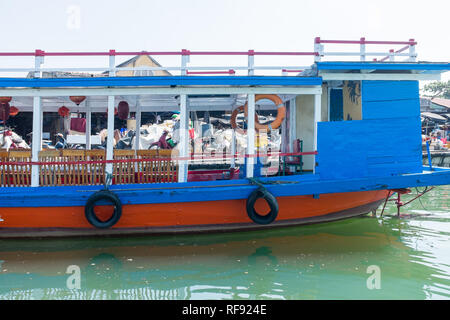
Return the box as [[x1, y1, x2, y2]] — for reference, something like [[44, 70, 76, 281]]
[[0, 76, 323, 88], [317, 61, 450, 81], [0, 38, 448, 94], [317, 61, 450, 73]]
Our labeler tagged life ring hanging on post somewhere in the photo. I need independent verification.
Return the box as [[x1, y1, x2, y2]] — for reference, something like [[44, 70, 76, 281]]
[[230, 105, 260, 135], [230, 94, 286, 133]]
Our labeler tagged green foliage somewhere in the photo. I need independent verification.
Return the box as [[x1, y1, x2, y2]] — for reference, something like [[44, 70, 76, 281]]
[[422, 80, 450, 99]]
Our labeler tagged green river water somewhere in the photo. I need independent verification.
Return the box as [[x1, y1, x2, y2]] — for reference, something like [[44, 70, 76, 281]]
[[0, 186, 449, 300]]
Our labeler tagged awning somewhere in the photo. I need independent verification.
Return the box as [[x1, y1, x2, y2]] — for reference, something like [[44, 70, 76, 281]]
[[421, 112, 447, 121]]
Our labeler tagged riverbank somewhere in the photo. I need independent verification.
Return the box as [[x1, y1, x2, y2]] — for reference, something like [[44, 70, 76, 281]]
[[423, 151, 450, 168]]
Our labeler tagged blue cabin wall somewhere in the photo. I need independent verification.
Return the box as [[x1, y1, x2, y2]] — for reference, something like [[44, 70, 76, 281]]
[[317, 80, 422, 180]]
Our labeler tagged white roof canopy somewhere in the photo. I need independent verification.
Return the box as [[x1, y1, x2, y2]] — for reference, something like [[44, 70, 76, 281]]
[[6, 93, 301, 113]]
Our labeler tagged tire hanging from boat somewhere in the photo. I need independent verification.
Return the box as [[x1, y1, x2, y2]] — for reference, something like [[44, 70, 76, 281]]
[[85, 190, 122, 229], [246, 188, 279, 225]]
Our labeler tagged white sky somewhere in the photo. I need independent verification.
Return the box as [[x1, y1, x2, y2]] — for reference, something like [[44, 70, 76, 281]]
[[0, 0, 448, 82]]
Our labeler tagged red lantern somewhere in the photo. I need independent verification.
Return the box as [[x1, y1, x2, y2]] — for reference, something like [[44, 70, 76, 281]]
[[69, 96, 86, 105], [0, 97, 12, 104], [58, 106, 70, 117], [117, 101, 129, 120], [9, 106, 19, 117], [0, 102, 10, 121]]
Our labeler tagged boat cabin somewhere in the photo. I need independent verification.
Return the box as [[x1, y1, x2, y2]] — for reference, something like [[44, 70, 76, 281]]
[[0, 38, 449, 188]]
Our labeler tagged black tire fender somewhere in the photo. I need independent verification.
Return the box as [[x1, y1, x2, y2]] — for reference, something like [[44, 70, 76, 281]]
[[246, 188, 279, 225], [85, 190, 122, 229]]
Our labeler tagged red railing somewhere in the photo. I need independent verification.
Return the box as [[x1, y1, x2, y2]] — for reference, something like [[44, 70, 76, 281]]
[[0, 49, 317, 57], [0, 48, 317, 76], [315, 37, 417, 45], [0, 37, 419, 77], [314, 37, 417, 62]]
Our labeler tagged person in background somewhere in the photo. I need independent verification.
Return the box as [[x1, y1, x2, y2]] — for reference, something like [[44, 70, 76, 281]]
[[171, 114, 180, 145], [149, 130, 172, 149], [54, 133, 67, 149], [441, 133, 447, 145]]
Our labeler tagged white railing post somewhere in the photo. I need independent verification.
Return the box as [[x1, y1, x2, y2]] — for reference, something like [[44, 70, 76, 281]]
[[106, 95, 115, 177], [105, 50, 116, 177], [314, 37, 322, 62], [134, 101, 141, 151], [109, 49, 116, 77], [231, 128, 236, 169], [246, 93, 255, 178], [134, 101, 141, 172], [181, 49, 190, 76], [389, 49, 395, 62], [289, 98, 296, 153], [178, 94, 189, 182], [360, 37, 366, 61], [248, 50, 255, 76], [31, 96, 42, 187], [85, 99, 91, 149], [409, 39, 416, 62], [34, 50, 44, 78]]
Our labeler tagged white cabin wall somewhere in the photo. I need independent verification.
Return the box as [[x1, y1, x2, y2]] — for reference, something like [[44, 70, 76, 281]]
[[321, 84, 328, 121], [293, 87, 327, 172], [295, 94, 315, 171]]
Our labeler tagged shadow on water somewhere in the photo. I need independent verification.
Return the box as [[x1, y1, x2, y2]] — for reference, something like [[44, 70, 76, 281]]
[[0, 186, 449, 300]]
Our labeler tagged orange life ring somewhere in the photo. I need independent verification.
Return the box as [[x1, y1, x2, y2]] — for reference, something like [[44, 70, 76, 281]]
[[231, 94, 286, 133], [230, 105, 260, 134]]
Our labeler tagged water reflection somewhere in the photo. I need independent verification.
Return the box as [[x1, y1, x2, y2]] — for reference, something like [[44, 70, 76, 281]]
[[0, 186, 449, 300]]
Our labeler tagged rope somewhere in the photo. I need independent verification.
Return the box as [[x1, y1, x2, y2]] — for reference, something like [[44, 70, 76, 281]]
[[247, 177, 268, 195], [104, 172, 113, 190]]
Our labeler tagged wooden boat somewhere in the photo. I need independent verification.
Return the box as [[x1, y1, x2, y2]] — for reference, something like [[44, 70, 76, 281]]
[[0, 37, 449, 238]]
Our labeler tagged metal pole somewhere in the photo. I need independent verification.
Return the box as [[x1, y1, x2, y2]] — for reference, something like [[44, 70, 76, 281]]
[[106, 95, 115, 176], [181, 49, 190, 76], [178, 94, 189, 182], [231, 129, 236, 168], [289, 98, 297, 151], [34, 51, 43, 78], [248, 50, 255, 76], [31, 96, 42, 187], [135, 100, 141, 151], [109, 50, 116, 77], [313, 93, 321, 174], [360, 37, 366, 62], [86, 99, 91, 150], [408, 39, 416, 62], [246, 93, 255, 178]]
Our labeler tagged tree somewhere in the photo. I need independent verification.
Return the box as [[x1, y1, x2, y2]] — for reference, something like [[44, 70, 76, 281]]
[[422, 80, 450, 99]]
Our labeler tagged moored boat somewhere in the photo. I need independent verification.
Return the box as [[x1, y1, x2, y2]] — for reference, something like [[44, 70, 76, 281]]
[[0, 37, 449, 238]]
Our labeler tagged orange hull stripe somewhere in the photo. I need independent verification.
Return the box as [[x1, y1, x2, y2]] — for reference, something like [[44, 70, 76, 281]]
[[0, 190, 388, 229]]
